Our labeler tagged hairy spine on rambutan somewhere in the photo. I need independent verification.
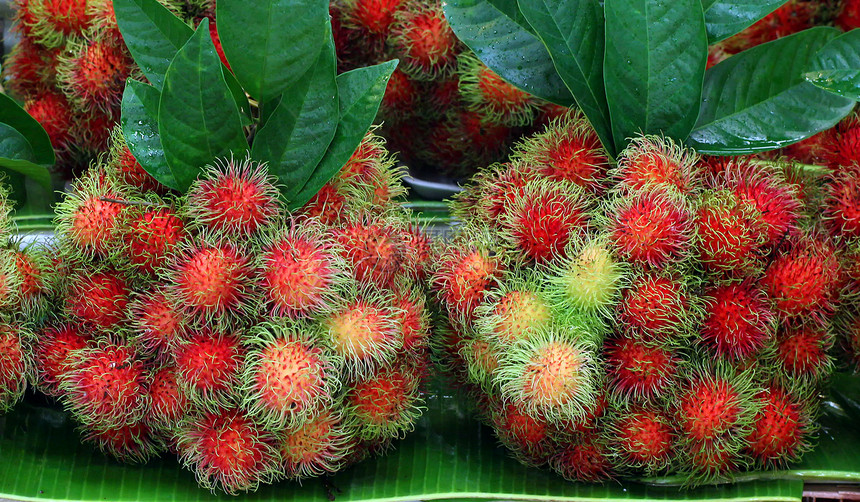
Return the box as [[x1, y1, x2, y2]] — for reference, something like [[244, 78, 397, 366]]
[[499, 178, 592, 265], [128, 288, 186, 360], [604, 335, 680, 403], [341, 0, 406, 36], [333, 215, 408, 289], [823, 113, 860, 170], [0, 250, 23, 310], [460, 333, 501, 390], [700, 280, 776, 360], [80, 420, 166, 464], [391, 287, 431, 353], [464, 162, 537, 227], [770, 321, 834, 384], [823, 163, 860, 242], [617, 272, 696, 342], [105, 126, 164, 192], [2, 37, 56, 98], [258, 218, 349, 318], [64, 266, 130, 330], [146, 364, 190, 431], [549, 432, 615, 482], [389, 1, 461, 79], [612, 135, 701, 194], [696, 190, 767, 273], [120, 204, 187, 275], [279, 410, 357, 479], [458, 53, 536, 127], [56, 36, 135, 112], [25, 91, 74, 150], [0, 323, 31, 412], [184, 157, 281, 239], [14, 247, 49, 312], [606, 188, 694, 268], [490, 400, 553, 466], [55, 168, 129, 258], [176, 408, 280, 495], [473, 272, 552, 346], [173, 329, 244, 411], [608, 405, 676, 475], [59, 341, 148, 428], [240, 321, 343, 429], [16, 0, 93, 48], [33, 323, 91, 396], [744, 385, 814, 468], [346, 357, 423, 440], [495, 327, 598, 424]]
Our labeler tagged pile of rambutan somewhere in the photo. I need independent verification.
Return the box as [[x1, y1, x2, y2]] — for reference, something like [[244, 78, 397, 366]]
[[3, 0, 222, 179], [430, 109, 854, 484], [19, 128, 433, 494], [330, 0, 566, 180]]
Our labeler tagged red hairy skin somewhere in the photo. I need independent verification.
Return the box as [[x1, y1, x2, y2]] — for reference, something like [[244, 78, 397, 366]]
[[700, 281, 775, 360], [605, 335, 679, 401], [609, 190, 693, 268]]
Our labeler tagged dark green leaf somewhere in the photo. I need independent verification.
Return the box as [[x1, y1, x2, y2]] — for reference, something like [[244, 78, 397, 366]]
[[217, 0, 328, 103], [487, 0, 533, 32], [113, 0, 193, 90], [444, 0, 575, 106], [688, 27, 855, 155], [518, 0, 614, 155], [0, 123, 51, 190], [702, 0, 789, 44], [805, 28, 860, 101], [121, 80, 178, 190], [0, 93, 54, 165], [223, 65, 252, 125], [158, 19, 249, 192], [251, 33, 338, 199], [604, 0, 708, 151], [289, 60, 397, 209]]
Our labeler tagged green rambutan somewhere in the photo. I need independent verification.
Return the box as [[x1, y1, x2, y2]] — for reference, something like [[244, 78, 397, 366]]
[[184, 157, 281, 239], [604, 335, 680, 402], [500, 179, 591, 265], [147, 365, 190, 430], [346, 358, 423, 440], [65, 267, 130, 330], [549, 433, 614, 482], [323, 292, 402, 376], [607, 189, 694, 268], [120, 205, 187, 274], [696, 190, 767, 273], [0, 323, 30, 413], [129, 288, 186, 359], [745, 386, 814, 468], [389, 1, 460, 79], [173, 329, 244, 410], [613, 135, 700, 194], [700, 281, 776, 360], [608, 406, 676, 475], [823, 163, 860, 242], [33, 323, 91, 396], [474, 274, 552, 345], [458, 54, 536, 127], [511, 110, 610, 192], [176, 408, 279, 495], [279, 410, 356, 479], [258, 219, 348, 318], [241, 321, 342, 429], [545, 235, 626, 318], [59, 341, 148, 427], [495, 327, 597, 424]]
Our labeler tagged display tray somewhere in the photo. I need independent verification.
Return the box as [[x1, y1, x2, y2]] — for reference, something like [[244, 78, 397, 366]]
[[2, 373, 860, 502]]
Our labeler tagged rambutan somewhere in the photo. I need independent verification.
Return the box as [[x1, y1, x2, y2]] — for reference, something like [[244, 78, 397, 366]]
[[745, 386, 812, 468], [342, 0, 405, 35], [173, 329, 243, 410], [17, 0, 92, 48], [836, 0, 860, 30], [609, 406, 676, 474], [549, 433, 614, 482], [65, 267, 130, 329], [147, 365, 190, 430], [822, 114, 860, 170], [604, 335, 679, 402], [675, 367, 758, 445], [129, 288, 186, 359], [458, 54, 536, 126], [772, 323, 833, 382], [680, 437, 743, 483], [324, 294, 401, 375], [476, 278, 551, 345], [32, 323, 91, 396], [0, 324, 30, 412], [176, 408, 279, 495], [546, 236, 625, 318], [491, 401, 552, 466], [59, 341, 148, 427], [400, 224, 432, 282], [465, 162, 536, 225], [461, 335, 501, 389], [241, 322, 342, 428], [495, 328, 597, 423], [607, 189, 694, 268], [333, 217, 407, 289], [259, 220, 348, 317], [379, 68, 418, 120], [80, 420, 165, 463], [55, 169, 127, 257], [299, 181, 347, 226], [0, 250, 23, 310], [389, 2, 460, 79], [3, 38, 56, 98], [347, 359, 422, 439], [614, 135, 700, 194], [500, 179, 591, 265], [823, 163, 860, 242], [511, 110, 610, 192], [25, 90, 74, 150], [14, 248, 47, 310], [106, 127, 163, 192], [71, 106, 117, 153], [617, 273, 692, 342], [56, 37, 133, 111], [761, 235, 842, 320], [392, 290, 431, 352], [700, 281, 776, 360], [431, 233, 504, 320], [120, 206, 187, 274], [279, 410, 356, 479], [184, 157, 281, 238], [724, 0, 816, 52], [168, 239, 256, 324], [696, 191, 767, 273]]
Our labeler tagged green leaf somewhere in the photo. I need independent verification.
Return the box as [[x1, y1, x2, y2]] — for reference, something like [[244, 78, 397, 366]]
[[444, 0, 575, 106], [604, 0, 708, 151], [289, 60, 397, 209], [113, 0, 193, 90], [518, 0, 614, 155], [251, 33, 338, 200], [158, 19, 249, 192], [804, 29, 860, 101], [216, 0, 329, 103], [702, 0, 789, 44], [223, 65, 252, 125], [487, 0, 533, 32], [0, 123, 51, 190], [0, 93, 54, 166], [120, 80, 179, 190], [688, 27, 855, 155]]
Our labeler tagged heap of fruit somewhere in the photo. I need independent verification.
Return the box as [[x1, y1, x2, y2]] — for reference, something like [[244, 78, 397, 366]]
[[2, 0, 219, 178], [21, 129, 432, 494], [430, 109, 858, 484], [330, 0, 566, 180]]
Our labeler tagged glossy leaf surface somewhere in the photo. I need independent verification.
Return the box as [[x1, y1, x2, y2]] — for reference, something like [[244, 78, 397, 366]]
[[805, 28, 860, 101]]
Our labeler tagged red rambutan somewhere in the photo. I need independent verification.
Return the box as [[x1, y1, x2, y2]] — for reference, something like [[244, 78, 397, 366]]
[[106, 127, 164, 192], [299, 181, 347, 226], [33, 323, 91, 396], [458, 54, 536, 126], [389, 2, 460, 79], [347, 359, 422, 439], [56, 38, 133, 111], [279, 410, 356, 479], [696, 191, 767, 273], [129, 288, 186, 359], [700, 281, 776, 360], [549, 434, 614, 482], [147, 365, 190, 429], [467, 163, 537, 225], [25, 90, 74, 150], [773, 323, 833, 382], [343, 0, 405, 35], [604, 335, 679, 401], [80, 420, 165, 463], [610, 407, 676, 474], [491, 401, 552, 466], [745, 386, 811, 467], [617, 273, 691, 341], [675, 368, 757, 444], [431, 236, 504, 320], [334, 217, 406, 289], [121, 206, 186, 274], [56, 169, 128, 257], [65, 268, 130, 329], [608, 189, 694, 268], [823, 163, 860, 242], [836, 0, 860, 30], [614, 135, 700, 194], [0, 324, 29, 412], [18, 0, 93, 48], [13, 249, 46, 309], [324, 295, 401, 375], [379, 68, 418, 120], [173, 329, 243, 410]]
